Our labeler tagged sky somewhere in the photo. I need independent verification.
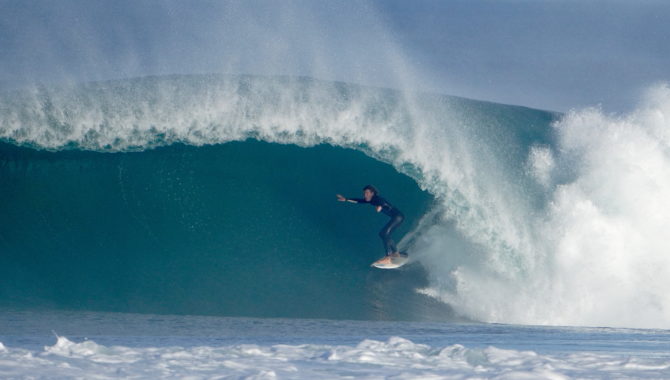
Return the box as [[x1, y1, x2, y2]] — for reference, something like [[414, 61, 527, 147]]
[[0, 0, 669, 112]]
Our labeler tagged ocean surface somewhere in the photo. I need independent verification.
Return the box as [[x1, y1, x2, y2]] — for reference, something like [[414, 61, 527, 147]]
[[1, 309, 670, 379], [1, 74, 670, 378]]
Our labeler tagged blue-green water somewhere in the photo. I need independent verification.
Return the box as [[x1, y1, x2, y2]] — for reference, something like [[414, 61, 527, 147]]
[[0, 140, 451, 320]]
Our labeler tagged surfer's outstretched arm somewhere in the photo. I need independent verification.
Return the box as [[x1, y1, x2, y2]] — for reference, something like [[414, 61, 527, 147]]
[[336, 194, 381, 211], [336, 194, 362, 203]]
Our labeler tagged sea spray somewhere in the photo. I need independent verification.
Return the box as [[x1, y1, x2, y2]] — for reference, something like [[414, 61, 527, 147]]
[[539, 85, 670, 327], [419, 84, 670, 328]]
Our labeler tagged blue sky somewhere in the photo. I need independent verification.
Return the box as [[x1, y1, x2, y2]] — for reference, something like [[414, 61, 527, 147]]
[[1, 0, 669, 112]]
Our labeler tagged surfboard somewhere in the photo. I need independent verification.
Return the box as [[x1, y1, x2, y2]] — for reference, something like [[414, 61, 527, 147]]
[[371, 253, 409, 269]]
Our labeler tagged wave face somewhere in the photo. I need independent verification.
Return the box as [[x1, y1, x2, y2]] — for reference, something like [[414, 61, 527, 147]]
[[0, 140, 447, 320], [1, 75, 669, 328]]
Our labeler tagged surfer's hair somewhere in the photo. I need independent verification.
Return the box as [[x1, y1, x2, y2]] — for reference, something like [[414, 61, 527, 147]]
[[363, 185, 378, 195]]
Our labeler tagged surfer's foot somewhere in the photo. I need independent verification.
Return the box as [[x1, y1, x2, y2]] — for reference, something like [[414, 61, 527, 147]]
[[376, 256, 393, 265]]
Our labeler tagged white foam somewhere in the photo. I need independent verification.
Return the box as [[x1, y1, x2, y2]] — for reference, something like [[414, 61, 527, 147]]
[[419, 84, 670, 328], [527, 145, 555, 188], [0, 336, 668, 379]]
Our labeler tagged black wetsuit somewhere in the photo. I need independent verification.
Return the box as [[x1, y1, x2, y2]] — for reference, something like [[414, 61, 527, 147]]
[[349, 195, 405, 255]]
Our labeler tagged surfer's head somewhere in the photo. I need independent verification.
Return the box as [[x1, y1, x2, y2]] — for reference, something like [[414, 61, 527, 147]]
[[363, 185, 378, 201]]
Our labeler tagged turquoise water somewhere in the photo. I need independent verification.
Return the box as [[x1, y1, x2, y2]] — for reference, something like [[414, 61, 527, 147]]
[[0, 140, 449, 320]]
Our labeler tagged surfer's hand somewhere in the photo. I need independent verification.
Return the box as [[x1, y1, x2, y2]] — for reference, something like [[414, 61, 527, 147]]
[[376, 206, 382, 212], [336, 194, 346, 202]]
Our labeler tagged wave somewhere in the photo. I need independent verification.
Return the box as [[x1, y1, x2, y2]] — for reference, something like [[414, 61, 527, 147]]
[[2, 74, 669, 328]]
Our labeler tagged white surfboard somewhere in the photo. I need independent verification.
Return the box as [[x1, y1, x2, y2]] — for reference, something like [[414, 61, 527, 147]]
[[371, 254, 409, 269]]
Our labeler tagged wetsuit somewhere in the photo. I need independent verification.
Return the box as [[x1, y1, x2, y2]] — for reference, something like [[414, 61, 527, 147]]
[[348, 195, 405, 255]]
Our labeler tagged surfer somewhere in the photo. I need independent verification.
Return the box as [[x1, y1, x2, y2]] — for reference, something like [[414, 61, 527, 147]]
[[337, 185, 405, 265]]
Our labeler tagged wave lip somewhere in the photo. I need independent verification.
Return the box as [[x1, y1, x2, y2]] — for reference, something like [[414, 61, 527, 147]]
[[0, 74, 414, 151]]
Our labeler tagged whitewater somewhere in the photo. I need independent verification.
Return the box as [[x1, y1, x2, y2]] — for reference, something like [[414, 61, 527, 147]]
[[1, 310, 670, 379]]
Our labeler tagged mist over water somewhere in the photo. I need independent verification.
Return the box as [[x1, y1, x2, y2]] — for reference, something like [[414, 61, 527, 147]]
[[0, 1, 426, 97]]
